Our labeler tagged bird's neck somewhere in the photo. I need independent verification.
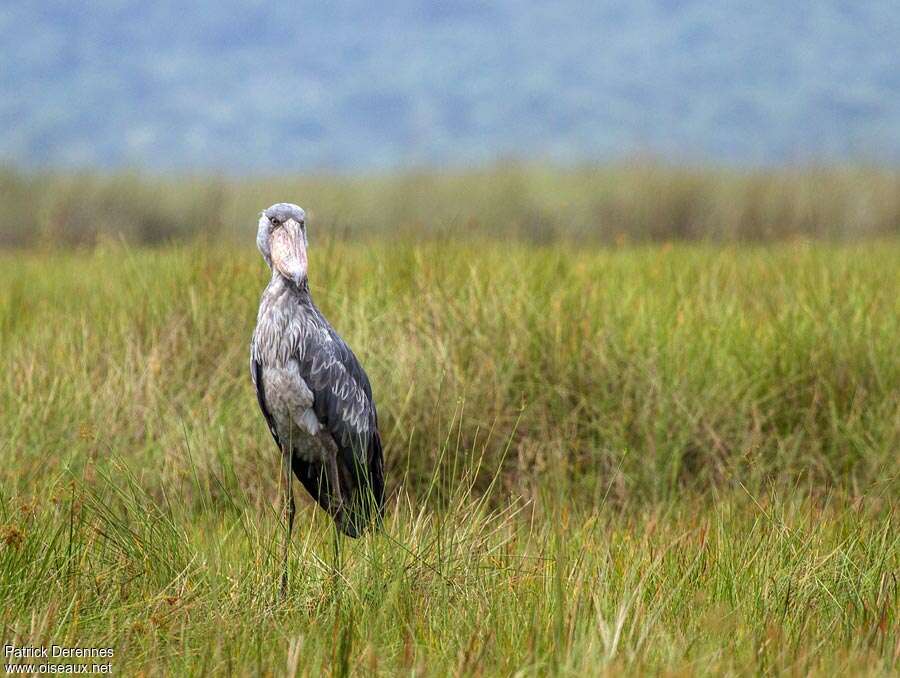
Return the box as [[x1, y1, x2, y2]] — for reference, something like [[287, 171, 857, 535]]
[[270, 270, 311, 298]]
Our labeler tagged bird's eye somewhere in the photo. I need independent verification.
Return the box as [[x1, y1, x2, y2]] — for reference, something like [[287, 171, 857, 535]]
[[270, 217, 281, 227]]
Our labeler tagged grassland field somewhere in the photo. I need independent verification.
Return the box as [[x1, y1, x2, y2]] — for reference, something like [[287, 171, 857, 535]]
[[0, 169, 898, 675]]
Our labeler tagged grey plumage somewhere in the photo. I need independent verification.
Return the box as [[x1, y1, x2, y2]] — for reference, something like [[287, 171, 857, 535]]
[[250, 203, 384, 584]]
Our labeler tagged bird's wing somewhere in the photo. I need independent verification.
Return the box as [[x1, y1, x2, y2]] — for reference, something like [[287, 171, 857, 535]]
[[250, 356, 280, 444], [296, 326, 385, 520]]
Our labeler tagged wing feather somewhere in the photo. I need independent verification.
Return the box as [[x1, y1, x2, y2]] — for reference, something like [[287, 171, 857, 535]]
[[297, 326, 385, 524]]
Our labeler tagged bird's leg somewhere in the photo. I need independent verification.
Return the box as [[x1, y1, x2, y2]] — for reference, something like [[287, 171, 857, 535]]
[[280, 446, 295, 596], [318, 433, 347, 523], [325, 452, 346, 518]]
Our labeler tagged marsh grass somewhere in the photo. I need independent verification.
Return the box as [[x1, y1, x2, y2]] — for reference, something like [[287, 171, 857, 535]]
[[0, 241, 896, 506], [0, 457, 896, 675], [0, 239, 898, 675]]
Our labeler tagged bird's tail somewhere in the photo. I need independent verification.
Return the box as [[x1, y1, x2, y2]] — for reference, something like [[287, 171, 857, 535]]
[[338, 434, 385, 538]]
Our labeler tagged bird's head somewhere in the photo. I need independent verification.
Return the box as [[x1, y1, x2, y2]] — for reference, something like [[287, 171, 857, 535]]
[[257, 203, 308, 286]]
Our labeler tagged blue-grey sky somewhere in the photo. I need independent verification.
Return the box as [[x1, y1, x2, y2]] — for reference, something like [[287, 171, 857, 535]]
[[2, 1, 899, 171]]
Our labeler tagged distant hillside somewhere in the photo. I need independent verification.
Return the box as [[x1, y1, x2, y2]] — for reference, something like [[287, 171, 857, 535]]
[[2, 1, 899, 171]]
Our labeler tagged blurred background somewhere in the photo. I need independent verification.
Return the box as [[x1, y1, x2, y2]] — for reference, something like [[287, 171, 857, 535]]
[[1, 1, 899, 246], [5, 1, 900, 170]]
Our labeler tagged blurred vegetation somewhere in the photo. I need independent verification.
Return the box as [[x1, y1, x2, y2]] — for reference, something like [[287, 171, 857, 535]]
[[2, 163, 899, 248]]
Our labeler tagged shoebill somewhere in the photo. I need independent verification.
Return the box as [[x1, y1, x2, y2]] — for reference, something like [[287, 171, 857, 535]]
[[250, 202, 385, 592]]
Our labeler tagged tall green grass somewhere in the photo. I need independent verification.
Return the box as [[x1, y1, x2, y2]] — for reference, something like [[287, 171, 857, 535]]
[[0, 239, 897, 674], [1, 473, 896, 675], [1, 241, 896, 505]]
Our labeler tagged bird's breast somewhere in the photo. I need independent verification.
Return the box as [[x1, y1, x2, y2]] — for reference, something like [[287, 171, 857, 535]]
[[261, 362, 314, 414], [261, 362, 325, 461], [252, 300, 309, 368]]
